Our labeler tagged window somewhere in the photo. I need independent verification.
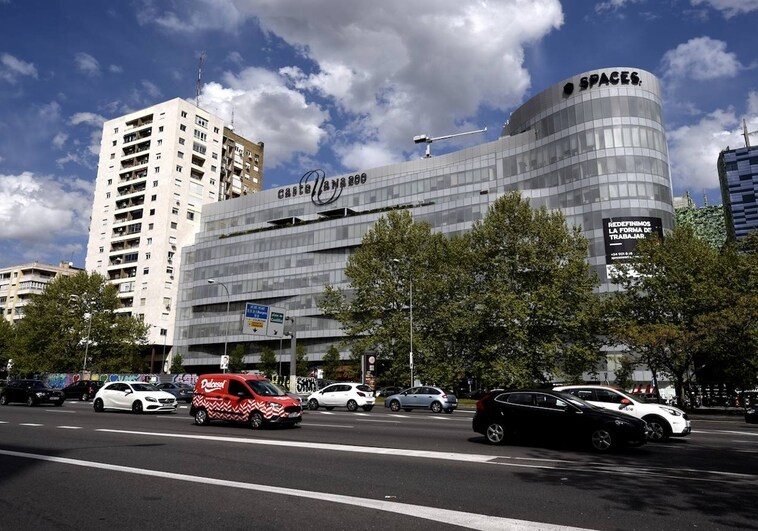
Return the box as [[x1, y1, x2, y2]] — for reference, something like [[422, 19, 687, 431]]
[[156, 153, 161, 160], [177, 151, 184, 159], [110, 153, 115, 159], [214, 127, 219, 134], [180, 124, 186, 131], [148, 223, 154, 230], [172, 207, 179, 215], [154, 167, 160, 173], [179, 137, 185, 145], [151, 195, 157, 201], [210, 178, 216, 185], [112, 140, 117, 146], [170, 222, 177, 229], [187, 211, 195, 220], [106, 192, 111, 198], [145, 252, 151, 260], [195, 116, 208, 128], [147, 237, 152, 245], [181, 111, 187, 118], [114, 127, 119, 133], [107, 179, 112, 185], [143, 267, 149, 275], [176, 165, 182, 172], [192, 142, 206, 155], [149, 209, 155, 215], [212, 152, 218, 159], [159, 126, 164, 132], [211, 165, 217, 172], [153, 180, 158, 187], [506, 393, 533, 406], [99, 246, 104, 253], [194, 130, 207, 142], [157, 139, 162, 146]]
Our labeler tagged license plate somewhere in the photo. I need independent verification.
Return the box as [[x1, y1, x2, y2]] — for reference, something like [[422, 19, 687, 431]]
[[288, 412, 301, 418], [49, 396, 59, 401]]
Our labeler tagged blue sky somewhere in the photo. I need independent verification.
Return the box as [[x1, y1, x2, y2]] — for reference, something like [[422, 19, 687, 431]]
[[1, 0, 757, 268]]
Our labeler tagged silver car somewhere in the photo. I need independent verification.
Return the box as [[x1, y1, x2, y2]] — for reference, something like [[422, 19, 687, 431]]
[[384, 386, 458, 414]]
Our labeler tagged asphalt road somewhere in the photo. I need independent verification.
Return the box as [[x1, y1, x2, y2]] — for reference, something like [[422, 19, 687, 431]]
[[0, 400, 756, 530]]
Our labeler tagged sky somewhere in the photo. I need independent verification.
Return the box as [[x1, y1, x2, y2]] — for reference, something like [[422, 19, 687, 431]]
[[1, 0, 757, 268]]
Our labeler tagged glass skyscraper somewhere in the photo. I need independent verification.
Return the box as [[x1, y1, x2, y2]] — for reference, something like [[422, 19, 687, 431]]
[[173, 67, 674, 371], [718, 145, 758, 241]]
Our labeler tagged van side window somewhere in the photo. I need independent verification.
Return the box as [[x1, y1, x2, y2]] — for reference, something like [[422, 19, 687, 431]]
[[229, 380, 251, 398]]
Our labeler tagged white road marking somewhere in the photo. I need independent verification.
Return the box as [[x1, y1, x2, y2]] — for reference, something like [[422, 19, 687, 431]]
[[45, 409, 76, 413], [0, 448, 593, 531], [18, 423, 43, 427], [57, 426, 83, 429]]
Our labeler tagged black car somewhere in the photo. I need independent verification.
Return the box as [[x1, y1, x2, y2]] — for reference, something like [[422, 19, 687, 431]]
[[746, 407, 758, 424], [154, 382, 195, 403], [0, 379, 65, 407], [61, 380, 103, 401], [473, 389, 649, 452]]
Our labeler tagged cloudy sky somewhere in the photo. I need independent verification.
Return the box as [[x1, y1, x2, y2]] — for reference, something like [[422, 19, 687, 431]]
[[1, 0, 757, 268]]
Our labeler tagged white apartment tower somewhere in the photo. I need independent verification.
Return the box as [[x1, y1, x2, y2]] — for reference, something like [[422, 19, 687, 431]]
[[85, 98, 262, 368]]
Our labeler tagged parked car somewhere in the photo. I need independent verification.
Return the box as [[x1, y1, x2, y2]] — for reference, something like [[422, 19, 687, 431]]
[[154, 382, 195, 403], [473, 389, 650, 452], [374, 386, 405, 398], [384, 386, 458, 414], [93, 381, 177, 414], [61, 380, 103, 401], [553, 384, 691, 442], [307, 382, 375, 411], [273, 383, 303, 405], [746, 407, 758, 424], [0, 379, 65, 407]]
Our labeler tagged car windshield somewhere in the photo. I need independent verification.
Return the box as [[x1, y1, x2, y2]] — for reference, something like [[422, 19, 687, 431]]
[[131, 383, 158, 392], [29, 381, 46, 389], [247, 380, 286, 397], [554, 392, 601, 410]]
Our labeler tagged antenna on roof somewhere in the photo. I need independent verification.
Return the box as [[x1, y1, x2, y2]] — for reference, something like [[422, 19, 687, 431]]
[[196, 51, 206, 107], [229, 106, 235, 131], [413, 127, 487, 158], [742, 118, 758, 148]]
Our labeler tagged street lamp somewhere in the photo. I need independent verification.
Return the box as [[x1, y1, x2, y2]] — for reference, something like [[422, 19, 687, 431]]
[[207, 279, 230, 373], [392, 259, 414, 387], [70, 294, 93, 374]]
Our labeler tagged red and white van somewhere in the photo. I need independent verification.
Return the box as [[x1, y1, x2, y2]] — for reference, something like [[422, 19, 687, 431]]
[[190, 374, 302, 429]]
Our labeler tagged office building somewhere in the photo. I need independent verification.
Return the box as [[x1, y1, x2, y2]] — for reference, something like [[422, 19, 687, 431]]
[[0, 261, 83, 323], [718, 145, 758, 241], [84, 98, 263, 367], [173, 67, 674, 372]]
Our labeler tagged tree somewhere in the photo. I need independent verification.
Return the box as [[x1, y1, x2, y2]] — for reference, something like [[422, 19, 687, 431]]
[[169, 352, 185, 374], [322, 345, 341, 380], [464, 192, 604, 388], [0, 318, 15, 374], [258, 345, 278, 378], [228, 344, 246, 373], [11, 271, 149, 374], [295, 344, 308, 377], [608, 225, 758, 405]]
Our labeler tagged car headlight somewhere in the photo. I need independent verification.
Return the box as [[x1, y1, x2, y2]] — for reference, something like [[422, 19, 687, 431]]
[[748, 408, 757, 415], [659, 406, 682, 416], [36, 392, 45, 397], [267, 402, 283, 410], [145, 396, 157, 402]]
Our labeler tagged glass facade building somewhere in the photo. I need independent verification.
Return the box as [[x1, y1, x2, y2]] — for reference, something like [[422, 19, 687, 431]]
[[173, 67, 674, 370], [718, 145, 758, 241]]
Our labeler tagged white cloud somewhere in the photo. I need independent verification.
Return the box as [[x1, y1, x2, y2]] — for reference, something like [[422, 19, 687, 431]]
[[69, 112, 106, 127], [595, 0, 644, 14], [0, 172, 93, 242], [660, 37, 743, 81], [0, 52, 38, 83], [74, 52, 101, 76], [109, 64, 123, 74], [165, 0, 563, 171], [52, 132, 68, 149], [667, 99, 758, 191], [690, 0, 758, 18]]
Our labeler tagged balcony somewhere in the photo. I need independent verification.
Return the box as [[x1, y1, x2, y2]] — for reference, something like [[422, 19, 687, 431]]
[[120, 154, 149, 170]]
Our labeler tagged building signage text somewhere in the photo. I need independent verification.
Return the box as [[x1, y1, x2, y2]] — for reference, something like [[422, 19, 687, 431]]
[[563, 70, 641, 96], [278, 169, 368, 206], [602, 216, 662, 263]]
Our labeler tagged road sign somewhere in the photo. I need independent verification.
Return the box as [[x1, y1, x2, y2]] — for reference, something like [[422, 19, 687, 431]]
[[220, 355, 229, 370], [267, 307, 285, 336], [243, 303, 269, 334]]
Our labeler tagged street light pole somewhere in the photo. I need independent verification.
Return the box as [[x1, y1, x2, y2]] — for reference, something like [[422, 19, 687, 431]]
[[207, 279, 230, 373], [393, 259, 414, 388], [83, 312, 92, 373]]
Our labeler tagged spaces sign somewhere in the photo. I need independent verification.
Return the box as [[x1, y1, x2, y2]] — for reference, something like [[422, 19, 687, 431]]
[[603, 216, 663, 263]]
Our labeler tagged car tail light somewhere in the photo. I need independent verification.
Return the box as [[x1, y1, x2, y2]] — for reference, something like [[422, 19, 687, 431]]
[[476, 399, 486, 412], [357, 391, 365, 397], [441, 393, 447, 400]]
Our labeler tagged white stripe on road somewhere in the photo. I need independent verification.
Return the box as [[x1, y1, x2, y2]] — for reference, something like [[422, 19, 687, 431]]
[[18, 423, 43, 426], [0, 448, 593, 531], [57, 426, 83, 429]]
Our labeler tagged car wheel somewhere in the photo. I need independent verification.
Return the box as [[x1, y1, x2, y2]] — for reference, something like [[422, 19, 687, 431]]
[[132, 400, 143, 414], [93, 398, 104, 412], [362, 405, 373, 412], [389, 400, 401, 412], [644, 415, 671, 442], [346, 399, 358, 412], [27, 396, 35, 407], [485, 422, 506, 444], [81, 392, 89, 401], [0, 394, 8, 406], [430, 401, 443, 413], [308, 398, 319, 410], [590, 428, 614, 452], [194, 408, 209, 425], [249, 411, 264, 429]]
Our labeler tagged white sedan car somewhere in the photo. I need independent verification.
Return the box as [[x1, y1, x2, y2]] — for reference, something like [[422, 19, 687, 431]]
[[93, 381, 177, 414], [307, 382, 375, 412], [553, 384, 691, 442]]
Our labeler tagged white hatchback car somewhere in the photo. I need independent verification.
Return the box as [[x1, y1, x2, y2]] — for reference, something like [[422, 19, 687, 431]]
[[307, 382, 375, 412], [93, 381, 177, 414], [553, 385, 691, 442]]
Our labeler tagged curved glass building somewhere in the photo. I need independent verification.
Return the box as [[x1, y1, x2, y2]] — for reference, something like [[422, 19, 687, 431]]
[[173, 67, 674, 370]]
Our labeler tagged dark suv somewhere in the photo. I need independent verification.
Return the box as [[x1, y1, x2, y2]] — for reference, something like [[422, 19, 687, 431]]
[[0, 379, 65, 406], [62, 380, 104, 401]]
